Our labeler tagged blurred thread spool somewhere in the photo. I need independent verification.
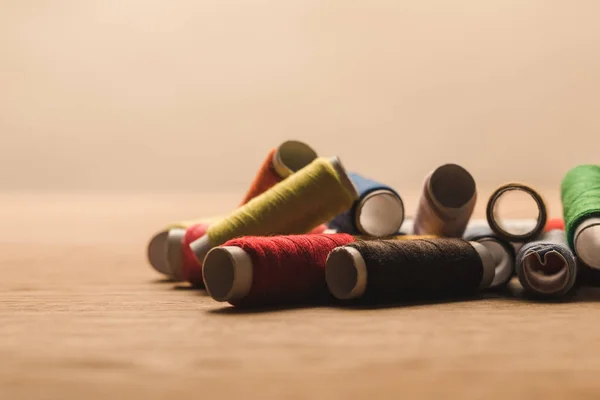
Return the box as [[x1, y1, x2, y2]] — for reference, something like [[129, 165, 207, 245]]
[[181, 223, 210, 285], [239, 140, 317, 204], [516, 230, 577, 297], [328, 173, 404, 237], [561, 165, 600, 270], [486, 183, 547, 243], [413, 164, 477, 237], [180, 223, 329, 287], [147, 140, 320, 279], [545, 218, 565, 232], [147, 215, 221, 277], [464, 226, 515, 288], [326, 238, 494, 303], [191, 157, 358, 265], [203, 234, 356, 307]]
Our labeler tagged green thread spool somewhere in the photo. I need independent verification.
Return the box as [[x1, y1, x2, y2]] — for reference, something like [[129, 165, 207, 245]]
[[561, 164, 600, 269], [190, 157, 359, 263]]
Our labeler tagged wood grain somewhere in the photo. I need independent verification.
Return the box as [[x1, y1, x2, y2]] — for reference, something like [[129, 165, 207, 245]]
[[3, 190, 600, 399]]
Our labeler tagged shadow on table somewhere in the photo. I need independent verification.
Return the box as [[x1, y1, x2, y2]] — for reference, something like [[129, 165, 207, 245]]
[[207, 303, 326, 315]]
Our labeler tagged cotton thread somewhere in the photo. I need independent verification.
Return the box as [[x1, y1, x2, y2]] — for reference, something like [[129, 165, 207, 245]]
[[325, 238, 494, 303], [464, 226, 515, 288], [181, 223, 328, 287], [239, 140, 317, 204], [486, 183, 547, 243], [328, 173, 404, 237], [413, 164, 477, 237], [561, 165, 600, 248], [203, 234, 356, 307], [190, 157, 358, 263], [516, 230, 577, 298]]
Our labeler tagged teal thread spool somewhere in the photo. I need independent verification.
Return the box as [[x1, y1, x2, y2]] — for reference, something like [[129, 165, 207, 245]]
[[561, 165, 600, 269]]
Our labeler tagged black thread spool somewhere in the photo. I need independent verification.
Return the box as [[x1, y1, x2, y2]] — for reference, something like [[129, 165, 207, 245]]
[[325, 238, 495, 303], [464, 226, 515, 289], [516, 230, 578, 298], [486, 183, 547, 243]]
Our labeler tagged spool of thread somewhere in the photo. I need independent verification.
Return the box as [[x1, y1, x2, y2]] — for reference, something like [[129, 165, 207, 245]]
[[147, 215, 221, 277], [203, 234, 356, 307], [325, 238, 495, 303], [545, 218, 565, 232], [190, 157, 358, 264], [147, 140, 320, 279], [561, 165, 600, 269], [516, 230, 578, 297], [328, 173, 404, 237], [239, 140, 318, 204], [179, 222, 329, 287], [464, 226, 515, 288], [486, 183, 547, 243], [413, 164, 477, 237]]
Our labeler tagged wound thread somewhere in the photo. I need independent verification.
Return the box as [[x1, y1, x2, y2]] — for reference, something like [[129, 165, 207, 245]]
[[486, 183, 547, 243], [181, 223, 329, 287], [203, 234, 356, 307], [516, 230, 577, 297], [464, 226, 515, 288], [328, 173, 404, 237], [561, 165, 600, 249], [191, 157, 358, 262], [413, 164, 477, 237], [239, 140, 317, 204], [326, 238, 494, 303]]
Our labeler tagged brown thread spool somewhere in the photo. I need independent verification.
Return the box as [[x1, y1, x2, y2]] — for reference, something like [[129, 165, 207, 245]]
[[486, 183, 547, 243], [413, 164, 477, 237], [325, 238, 495, 302]]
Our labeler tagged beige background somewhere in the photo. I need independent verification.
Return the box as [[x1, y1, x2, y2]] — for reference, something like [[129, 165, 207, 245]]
[[1, 0, 599, 193]]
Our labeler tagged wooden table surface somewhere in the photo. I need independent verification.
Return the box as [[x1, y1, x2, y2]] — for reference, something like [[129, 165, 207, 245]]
[[3, 190, 600, 399]]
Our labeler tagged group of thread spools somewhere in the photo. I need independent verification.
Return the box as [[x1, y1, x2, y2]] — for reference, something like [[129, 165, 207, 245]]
[[147, 140, 600, 308]]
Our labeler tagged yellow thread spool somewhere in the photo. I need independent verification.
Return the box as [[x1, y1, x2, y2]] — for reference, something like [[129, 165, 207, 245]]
[[190, 157, 358, 263]]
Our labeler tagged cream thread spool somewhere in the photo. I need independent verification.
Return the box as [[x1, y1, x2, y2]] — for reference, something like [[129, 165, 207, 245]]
[[413, 164, 477, 237]]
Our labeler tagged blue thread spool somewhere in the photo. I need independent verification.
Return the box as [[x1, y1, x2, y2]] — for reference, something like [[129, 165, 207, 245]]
[[328, 173, 404, 237]]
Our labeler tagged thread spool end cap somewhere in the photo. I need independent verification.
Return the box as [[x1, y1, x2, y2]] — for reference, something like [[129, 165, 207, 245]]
[[147, 230, 171, 276], [574, 218, 600, 269], [326, 247, 367, 300], [477, 238, 514, 288], [166, 228, 186, 281], [190, 235, 213, 266], [203, 246, 253, 302], [470, 241, 496, 289], [356, 190, 405, 237]]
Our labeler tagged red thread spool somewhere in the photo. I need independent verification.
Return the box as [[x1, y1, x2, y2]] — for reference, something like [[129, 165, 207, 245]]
[[181, 223, 210, 286], [181, 224, 328, 287], [202, 233, 355, 307], [545, 218, 565, 232]]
